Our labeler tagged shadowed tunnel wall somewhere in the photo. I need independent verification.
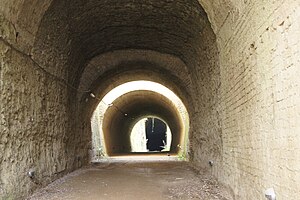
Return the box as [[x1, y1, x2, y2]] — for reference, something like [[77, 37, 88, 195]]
[[1, 0, 300, 199]]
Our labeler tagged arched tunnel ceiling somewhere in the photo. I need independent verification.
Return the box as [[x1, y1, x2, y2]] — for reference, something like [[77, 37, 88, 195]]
[[31, 0, 211, 84], [102, 90, 184, 156], [1, 0, 220, 117], [1, 0, 236, 43]]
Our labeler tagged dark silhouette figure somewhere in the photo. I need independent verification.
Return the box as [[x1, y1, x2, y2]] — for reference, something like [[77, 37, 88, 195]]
[[145, 118, 167, 151]]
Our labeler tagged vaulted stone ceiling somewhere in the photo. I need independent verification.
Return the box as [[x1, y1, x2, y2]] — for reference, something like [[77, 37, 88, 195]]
[[1, 0, 220, 115], [1, 0, 233, 37], [32, 0, 209, 86], [1, 0, 220, 87]]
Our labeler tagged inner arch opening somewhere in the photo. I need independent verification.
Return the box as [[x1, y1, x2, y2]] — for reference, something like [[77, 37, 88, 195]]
[[90, 80, 189, 161]]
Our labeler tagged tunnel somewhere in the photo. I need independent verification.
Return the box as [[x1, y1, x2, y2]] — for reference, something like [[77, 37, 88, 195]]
[[102, 90, 184, 156], [1, 0, 300, 199]]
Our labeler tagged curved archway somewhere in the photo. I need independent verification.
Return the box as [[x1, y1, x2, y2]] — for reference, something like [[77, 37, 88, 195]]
[[90, 81, 189, 159], [79, 52, 196, 119], [102, 90, 184, 156], [29, 0, 219, 173]]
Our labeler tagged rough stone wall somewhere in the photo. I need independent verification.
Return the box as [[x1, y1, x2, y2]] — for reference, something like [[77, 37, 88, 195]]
[[0, 41, 68, 199], [188, 21, 222, 175], [215, 1, 300, 199], [0, 14, 83, 200]]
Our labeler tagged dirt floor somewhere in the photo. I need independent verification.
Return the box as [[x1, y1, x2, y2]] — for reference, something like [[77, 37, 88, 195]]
[[28, 160, 233, 200]]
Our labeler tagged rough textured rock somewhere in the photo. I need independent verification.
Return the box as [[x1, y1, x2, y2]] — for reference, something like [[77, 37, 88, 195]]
[[0, 39, 73, 199]]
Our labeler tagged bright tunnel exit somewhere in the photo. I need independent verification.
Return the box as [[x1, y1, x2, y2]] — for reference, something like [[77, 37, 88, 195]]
[[130, 117, 172, 153], [90, 81, 189, 161]]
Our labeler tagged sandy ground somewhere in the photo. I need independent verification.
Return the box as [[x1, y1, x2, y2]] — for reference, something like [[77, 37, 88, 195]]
[[28, 161, 233, 200]]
